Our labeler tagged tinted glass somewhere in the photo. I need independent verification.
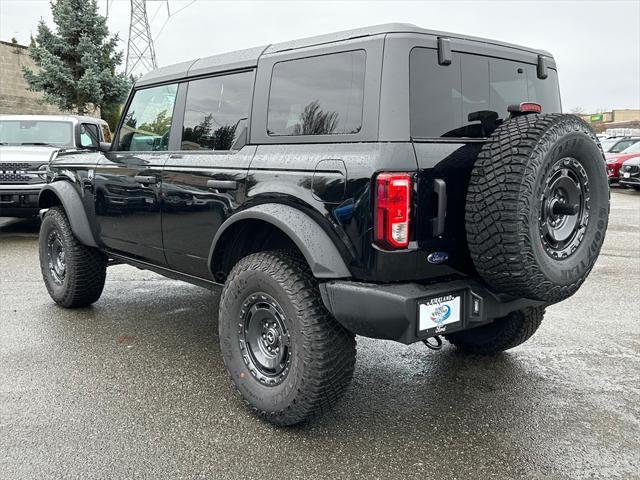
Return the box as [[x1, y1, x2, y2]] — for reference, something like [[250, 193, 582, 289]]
[[117, 84, 178, 151], [489, 58, 529, 116], [267, 50, 366, 136], [526, 66, 561, 111], [0, 120, 73, 146], [410, 49, 463, 139], [410, 48, 562, 138], [182, 71, 253, 150]]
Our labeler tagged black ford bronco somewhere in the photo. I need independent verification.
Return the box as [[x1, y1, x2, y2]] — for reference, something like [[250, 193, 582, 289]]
[[37, 24, 609, 426]]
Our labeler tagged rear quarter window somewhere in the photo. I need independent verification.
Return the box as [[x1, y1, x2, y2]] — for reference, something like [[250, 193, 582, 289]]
[[267, 50, 366, 136], [410, 48, 561, 139]]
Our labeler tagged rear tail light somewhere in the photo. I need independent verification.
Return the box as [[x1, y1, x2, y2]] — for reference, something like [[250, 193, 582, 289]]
[[507, 102, 542, 114], [374, 173, 411, 249]]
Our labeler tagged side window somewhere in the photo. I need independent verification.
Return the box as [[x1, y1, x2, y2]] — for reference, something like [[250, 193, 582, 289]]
[[79, 123, 99, 148], [410, 48, 463, 138], [181, 71, 253, 150], [611, 140, 631, 153], [117, 84, 178, 151], [267, 50, 366, 136]]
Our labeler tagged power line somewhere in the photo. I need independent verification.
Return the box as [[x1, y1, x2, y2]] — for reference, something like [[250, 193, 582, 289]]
[[155, 0, 198, 41], [124, 0, 198, 75]]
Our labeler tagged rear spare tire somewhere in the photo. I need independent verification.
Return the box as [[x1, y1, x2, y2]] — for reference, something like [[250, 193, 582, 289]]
[[466, 114, 609, 302]]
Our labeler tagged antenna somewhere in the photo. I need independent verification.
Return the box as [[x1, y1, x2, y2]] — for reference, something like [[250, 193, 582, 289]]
[[125, 0, 157, 76]]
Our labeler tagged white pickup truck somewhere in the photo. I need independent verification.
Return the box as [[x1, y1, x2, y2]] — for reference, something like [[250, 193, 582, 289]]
[[0, 115, 110, 217]]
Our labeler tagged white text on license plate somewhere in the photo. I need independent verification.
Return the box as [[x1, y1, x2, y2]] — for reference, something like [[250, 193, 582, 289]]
[[419, 295, 461, 332]]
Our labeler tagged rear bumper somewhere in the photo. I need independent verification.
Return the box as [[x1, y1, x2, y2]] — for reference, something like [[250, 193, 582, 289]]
[[0, 184, 43, 217], [320, 279, 545, 344]]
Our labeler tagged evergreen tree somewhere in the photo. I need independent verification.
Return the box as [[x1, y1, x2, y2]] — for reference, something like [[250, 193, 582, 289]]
[[22, 0, 131, 116]]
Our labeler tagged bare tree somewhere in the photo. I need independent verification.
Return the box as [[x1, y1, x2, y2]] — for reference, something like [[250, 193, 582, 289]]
[[293, 101, 339, 135]]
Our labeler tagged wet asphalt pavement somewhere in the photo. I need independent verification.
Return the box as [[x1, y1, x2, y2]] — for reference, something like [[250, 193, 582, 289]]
[[1, 188, 639, 480]]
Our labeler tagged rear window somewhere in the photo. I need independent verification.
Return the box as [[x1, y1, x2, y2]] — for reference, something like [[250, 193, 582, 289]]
[[267, 50, 366, 136], [410, 48, 561, 139]]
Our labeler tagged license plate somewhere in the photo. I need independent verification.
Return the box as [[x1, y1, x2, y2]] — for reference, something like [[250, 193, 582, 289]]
[[623, 172, 630, 178], [419, 294, 461, 335]]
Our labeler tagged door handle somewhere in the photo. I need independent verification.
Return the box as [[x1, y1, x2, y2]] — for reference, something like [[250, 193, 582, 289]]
[[206, 179, 237, 190], [134, 175, 157, 185]]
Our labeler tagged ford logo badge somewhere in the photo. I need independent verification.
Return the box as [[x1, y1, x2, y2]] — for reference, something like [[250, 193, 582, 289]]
[[427, 251, 449, 264]]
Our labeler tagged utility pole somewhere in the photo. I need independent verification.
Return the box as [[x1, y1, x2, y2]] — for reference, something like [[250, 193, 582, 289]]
[[125, 0, 157, 76]]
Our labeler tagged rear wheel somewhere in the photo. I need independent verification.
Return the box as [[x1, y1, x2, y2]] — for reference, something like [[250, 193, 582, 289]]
[[39, 207, 107, 308], [446, 307, 544, 355], [218, 251, 356, 426]]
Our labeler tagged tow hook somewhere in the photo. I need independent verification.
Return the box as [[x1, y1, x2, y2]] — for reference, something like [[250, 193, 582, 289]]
[[422, 336, 443, 351]]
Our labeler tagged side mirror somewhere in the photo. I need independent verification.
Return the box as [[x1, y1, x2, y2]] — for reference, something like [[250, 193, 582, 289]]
[[98, 142, 112, 152], [231, 118, 248, 151], [79, 123, 102, 150]]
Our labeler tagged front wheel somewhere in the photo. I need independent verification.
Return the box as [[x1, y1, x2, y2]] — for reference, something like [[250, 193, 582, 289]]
[[445, 307, 545, 355], [39, 206, 107, 308], [218, 251, 356, 426]]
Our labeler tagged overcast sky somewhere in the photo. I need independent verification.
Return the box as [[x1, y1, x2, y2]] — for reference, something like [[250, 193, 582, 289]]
[[1, 0, 638, 113]]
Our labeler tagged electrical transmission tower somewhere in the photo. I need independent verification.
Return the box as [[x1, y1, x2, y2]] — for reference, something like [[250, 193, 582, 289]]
[[125, 0, 157, 76]]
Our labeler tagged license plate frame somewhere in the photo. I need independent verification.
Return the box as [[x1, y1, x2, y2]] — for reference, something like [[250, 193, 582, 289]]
[[418, 293, 463, 336]]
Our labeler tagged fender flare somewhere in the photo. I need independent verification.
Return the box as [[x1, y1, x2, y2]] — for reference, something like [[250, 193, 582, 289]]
[[209, 204, 351, 279], [39, 182, 98, 248]]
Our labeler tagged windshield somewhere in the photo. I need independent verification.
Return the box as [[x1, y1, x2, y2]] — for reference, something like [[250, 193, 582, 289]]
[[0, 120, 74, 147], [621, 141, 640, 154], [410, 48, 561, 139]]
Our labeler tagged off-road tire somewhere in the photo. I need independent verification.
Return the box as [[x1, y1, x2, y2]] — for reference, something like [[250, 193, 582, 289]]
[[218, 251, 356, 426], [446, 306, 545, 355], [39, 206, 107, 308], [466, 114, 609, 302]]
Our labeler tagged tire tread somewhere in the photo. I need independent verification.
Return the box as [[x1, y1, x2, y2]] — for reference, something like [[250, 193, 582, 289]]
[[219, 250, 356, 426], [39, 206, 106, 308]]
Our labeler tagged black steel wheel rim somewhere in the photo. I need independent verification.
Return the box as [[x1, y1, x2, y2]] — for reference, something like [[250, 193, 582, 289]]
[[539, 156, 590, 259], [47, 229, 66, 284], [238, 292, 291, 386]]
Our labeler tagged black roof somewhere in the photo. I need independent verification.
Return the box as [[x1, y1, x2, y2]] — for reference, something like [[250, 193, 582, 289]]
[[136, 23, 553, 87]]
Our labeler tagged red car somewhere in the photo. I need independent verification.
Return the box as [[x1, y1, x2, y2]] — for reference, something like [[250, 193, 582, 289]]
[[606, 142, 640, 183]]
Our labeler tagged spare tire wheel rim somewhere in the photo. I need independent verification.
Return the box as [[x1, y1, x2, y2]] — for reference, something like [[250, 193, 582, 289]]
[[539, 156, 590, 259], [238, 292, 291, 386], [47, 229, 66, 284]]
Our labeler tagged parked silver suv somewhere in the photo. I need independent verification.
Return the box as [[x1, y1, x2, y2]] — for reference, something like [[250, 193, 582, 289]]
[[0, 114, 110, 217]]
